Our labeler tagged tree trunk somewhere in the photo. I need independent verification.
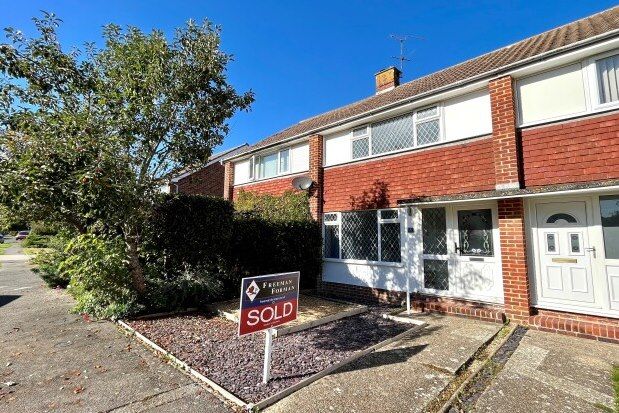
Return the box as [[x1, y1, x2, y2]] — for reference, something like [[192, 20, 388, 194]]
[[124, 229, 147, 294]]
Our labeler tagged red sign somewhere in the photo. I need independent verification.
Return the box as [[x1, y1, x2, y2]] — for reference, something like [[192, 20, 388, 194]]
[[238, 272, 299, 336]]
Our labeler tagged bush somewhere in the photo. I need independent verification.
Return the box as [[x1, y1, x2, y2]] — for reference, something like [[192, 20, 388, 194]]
[[141, 194, 233, 311], [30, 221, 60, 236], [61, 234, 142, 319], [32, 234, 71, 288], [22, 234, 52, 248]]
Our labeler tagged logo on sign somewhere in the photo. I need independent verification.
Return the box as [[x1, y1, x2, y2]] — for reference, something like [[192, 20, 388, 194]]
[[245, 280, 260, 302]]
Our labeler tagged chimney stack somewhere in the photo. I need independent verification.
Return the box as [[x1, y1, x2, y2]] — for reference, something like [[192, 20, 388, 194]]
[[375, 66, 401, 94]]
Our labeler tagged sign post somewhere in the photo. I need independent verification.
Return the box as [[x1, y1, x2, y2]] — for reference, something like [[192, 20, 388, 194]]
[[238, 272, 300, 384]]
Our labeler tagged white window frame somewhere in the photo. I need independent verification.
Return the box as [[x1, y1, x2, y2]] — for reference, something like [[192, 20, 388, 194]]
[[249, 147, 295, 182], [348, 104, 444, 161], [586, 49, 619, 112], [323, 208, 403, 266], [350, 126, 370, 160]]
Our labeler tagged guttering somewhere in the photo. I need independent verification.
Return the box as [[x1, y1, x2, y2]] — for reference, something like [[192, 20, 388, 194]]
[[224, 28, 619, 163], [397, 184, 619, 206]]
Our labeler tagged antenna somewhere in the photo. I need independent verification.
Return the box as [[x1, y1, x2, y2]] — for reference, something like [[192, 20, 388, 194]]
[[389, 34, 424, 73]]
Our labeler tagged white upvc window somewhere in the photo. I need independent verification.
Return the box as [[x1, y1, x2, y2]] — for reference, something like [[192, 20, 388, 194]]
[[591, 51, 619, 108], [252, 147, 293, 180], [323, 208, 402, 264], [349, 104, 443, 160]]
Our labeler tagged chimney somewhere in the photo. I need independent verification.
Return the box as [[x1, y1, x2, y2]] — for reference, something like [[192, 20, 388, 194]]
[[375, 66, 401, 94]]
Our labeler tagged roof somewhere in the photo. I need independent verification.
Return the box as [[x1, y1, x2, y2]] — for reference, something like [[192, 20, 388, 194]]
[[171, 143, 249, 182], [231, 6, 619, 159]]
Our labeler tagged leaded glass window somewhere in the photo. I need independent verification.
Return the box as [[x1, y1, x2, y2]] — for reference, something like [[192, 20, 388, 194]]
[[596, 54, 619, 104], [458, 209, 493, 256], [424, 259, 449, 290], [422, 208, 447, 255], [416, 106, 440, 146], [380, 223, 401, 262], [324, 225, 340, 259], [352, 137, 369, 159], [370, 113, 414, 155], [341, 210, 378, 261]]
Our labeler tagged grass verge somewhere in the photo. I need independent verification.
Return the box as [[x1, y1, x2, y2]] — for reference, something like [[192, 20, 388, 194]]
[[0, 243, 11, 254]]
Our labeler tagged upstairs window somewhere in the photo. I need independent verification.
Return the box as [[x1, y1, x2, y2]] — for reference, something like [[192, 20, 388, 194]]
[[255, 148, 291, 179], [596, 53, 619, 104], [349, 105, 442, 160], [415, 106, 441, 146], [351, 126, 370, 159]]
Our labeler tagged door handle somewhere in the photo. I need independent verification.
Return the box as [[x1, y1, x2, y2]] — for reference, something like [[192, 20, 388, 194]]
[[454, 242, 461, 255], [585, 246, 596, 258]]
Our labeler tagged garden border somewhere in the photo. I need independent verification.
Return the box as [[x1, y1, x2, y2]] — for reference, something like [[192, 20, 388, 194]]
[[117, 316, 426, 411]]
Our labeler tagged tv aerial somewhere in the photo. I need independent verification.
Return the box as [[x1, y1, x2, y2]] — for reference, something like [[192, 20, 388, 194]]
[[389, 34, 425, 74]]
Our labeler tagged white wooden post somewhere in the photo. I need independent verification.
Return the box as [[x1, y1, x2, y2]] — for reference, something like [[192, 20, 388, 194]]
[[262, 328, 274, 384]]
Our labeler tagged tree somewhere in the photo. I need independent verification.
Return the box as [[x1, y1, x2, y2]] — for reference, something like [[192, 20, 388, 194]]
[[0, 13, 253, 293]]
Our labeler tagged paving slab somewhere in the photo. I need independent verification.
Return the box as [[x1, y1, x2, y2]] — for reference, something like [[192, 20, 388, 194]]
[[0, 244, 231, 413], [267, 313, 501, 413], [474, 329, 619, 413]]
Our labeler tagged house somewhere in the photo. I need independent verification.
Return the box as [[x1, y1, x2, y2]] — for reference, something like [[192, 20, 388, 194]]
[[222, 6, 619, 343], [168, 144, 249, 196]]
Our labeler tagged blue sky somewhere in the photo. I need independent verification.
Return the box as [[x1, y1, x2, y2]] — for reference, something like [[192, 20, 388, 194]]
[[2, 1, 616, 153]]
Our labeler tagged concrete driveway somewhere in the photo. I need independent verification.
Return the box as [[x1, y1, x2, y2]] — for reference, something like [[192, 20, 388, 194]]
[[0, 243, 232, 413], [474, 329, 619, 413]]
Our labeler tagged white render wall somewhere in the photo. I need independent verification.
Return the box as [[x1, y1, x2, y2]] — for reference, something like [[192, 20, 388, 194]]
[[323, 88, 492, 167], [233, 158, 251, 185], [322, 261, 409, 292]]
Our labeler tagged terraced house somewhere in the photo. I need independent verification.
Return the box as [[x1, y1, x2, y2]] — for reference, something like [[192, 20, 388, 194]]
[[222, 7, 619, 343]]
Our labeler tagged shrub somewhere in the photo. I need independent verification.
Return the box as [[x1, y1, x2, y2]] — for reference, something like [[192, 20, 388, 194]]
[[141, 194, 233, 311], [33, 234, 71, 288], [234, 190, 311, 222], [29, 221, 60, 236], [61, 234, 142, 319], [22, 234, 52, 248]]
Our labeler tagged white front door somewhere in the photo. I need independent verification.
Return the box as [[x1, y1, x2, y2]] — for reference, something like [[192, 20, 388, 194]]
[[535, 201, 596, 305]]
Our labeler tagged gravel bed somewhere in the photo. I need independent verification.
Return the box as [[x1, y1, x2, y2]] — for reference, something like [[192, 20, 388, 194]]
[[128, 307, 410, 403]]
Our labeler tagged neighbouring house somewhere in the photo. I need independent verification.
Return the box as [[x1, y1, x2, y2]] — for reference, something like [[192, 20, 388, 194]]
[[168, 144, 249, 196], [222, 6, 619, 343]]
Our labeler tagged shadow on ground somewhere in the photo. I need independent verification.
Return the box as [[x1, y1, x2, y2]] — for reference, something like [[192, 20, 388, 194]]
[[0, 295, 20, 308]]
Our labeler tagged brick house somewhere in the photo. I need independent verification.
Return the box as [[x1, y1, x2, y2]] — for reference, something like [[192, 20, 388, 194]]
[[169, 144, 248, 196], [222, 7, 619, 343]]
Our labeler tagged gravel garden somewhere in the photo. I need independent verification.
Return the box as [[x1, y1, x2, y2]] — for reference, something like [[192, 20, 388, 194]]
[[127, 306, 412, 404]]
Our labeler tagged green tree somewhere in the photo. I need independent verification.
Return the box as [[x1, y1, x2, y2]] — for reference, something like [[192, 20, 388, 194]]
[[0, 13, 253, 293]]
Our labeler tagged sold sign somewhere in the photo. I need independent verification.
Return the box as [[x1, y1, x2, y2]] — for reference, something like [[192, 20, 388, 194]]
[[238, 272, 299, 337]]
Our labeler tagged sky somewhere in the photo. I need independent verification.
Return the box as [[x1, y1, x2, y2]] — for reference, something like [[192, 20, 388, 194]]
[[2, 1, 617, 154]]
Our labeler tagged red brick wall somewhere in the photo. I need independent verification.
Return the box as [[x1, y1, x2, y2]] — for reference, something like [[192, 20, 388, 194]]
[[232, 173, 304, 200], [223, 161, 234, 201], [323, 137, 495, 212], [522, 111, 619, 187], [498, 198, 532, 322], [309, 134, 324, 221], [176, 162, 225, 197], [489, 76, 521, 189]]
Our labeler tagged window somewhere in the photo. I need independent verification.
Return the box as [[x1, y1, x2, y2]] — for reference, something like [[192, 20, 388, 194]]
[[569, 233, 581, 254], [371, 113, 414, 155], [279, 149, 290, 173], [415, 106, 441, 146], [254, 148, 293, 180], [323, 209, 401, 263], [323, 213, 340, 259], [546, 233, 558, 254], [596, 54, 619, 104], [424, 259, 449, 290], [600, 195, 619, 259], [457, 209, 493, 256], [349, 105, 443, 160], [352, 126, 369, 159], [422, 208, 447, 255]]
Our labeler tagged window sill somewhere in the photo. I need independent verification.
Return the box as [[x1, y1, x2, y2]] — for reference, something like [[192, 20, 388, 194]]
[[323, 258, 404, 268]]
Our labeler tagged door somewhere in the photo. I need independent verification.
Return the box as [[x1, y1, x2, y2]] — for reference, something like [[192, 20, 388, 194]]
[[535, 201, 596, 304], [453, 206, 501, 300]]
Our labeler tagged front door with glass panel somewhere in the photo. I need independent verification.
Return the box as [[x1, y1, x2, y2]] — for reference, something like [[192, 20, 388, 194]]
[[534, 201, 596, 305], [419, 204, 502, 302]]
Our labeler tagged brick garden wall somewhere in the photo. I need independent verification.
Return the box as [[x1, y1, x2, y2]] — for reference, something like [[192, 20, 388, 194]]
[[522, 110, 619, 187]]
